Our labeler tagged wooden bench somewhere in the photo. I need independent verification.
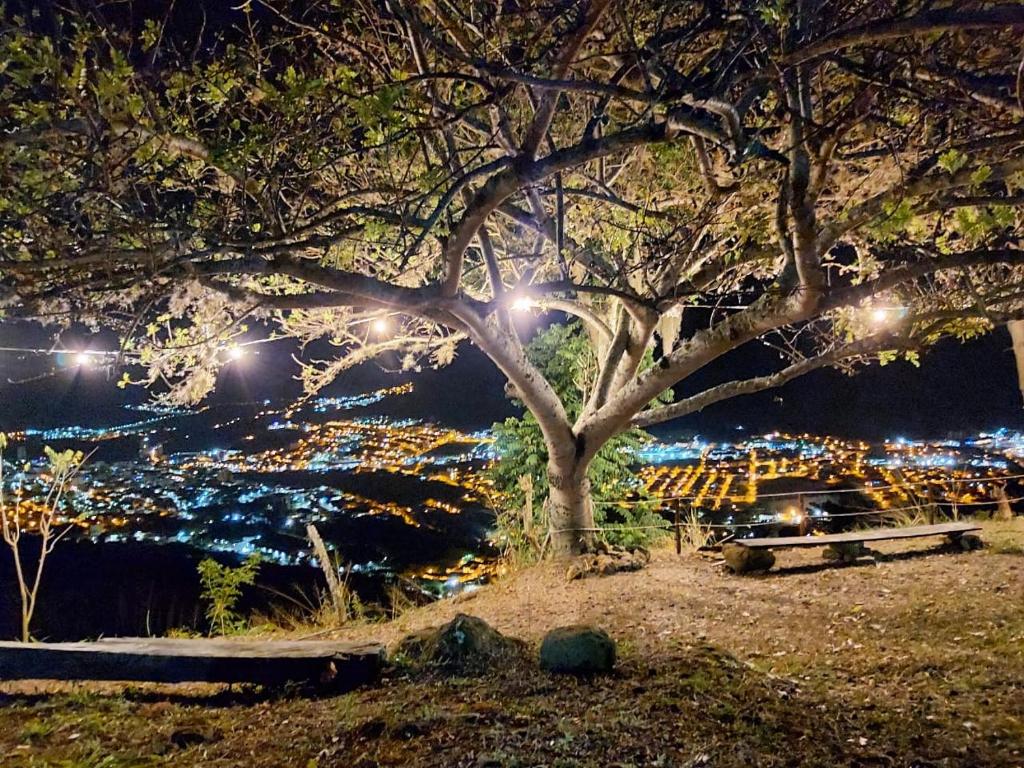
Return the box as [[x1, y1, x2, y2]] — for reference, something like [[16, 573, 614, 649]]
[[0, 637, 385, 690], [723, 521, 983, 574]]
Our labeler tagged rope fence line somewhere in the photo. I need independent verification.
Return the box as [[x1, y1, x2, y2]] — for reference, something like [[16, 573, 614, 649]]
[[547, 494, 1024, 536], [798, 495, 1024, 518], [590, 470, 1024, 507]]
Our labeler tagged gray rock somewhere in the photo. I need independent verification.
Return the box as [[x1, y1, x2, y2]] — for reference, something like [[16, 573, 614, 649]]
[[722, 543, 775, 574], [539, 625, 616, 674]]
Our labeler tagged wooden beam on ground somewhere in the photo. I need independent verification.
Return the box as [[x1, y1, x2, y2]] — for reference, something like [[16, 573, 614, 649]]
[[0, 638, 385, 689], [735, 521, 980, 549]]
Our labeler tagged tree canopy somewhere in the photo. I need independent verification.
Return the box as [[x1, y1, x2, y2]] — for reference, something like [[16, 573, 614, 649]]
[[2, 0, 1024, 552]]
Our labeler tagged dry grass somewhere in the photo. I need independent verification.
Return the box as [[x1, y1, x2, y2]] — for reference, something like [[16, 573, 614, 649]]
[[2, 519, 1023, 767], [677, 508, 715, 553]]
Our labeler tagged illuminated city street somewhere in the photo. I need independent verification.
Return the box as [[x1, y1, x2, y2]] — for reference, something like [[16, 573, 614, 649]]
[[3, 384, 1021, 606]]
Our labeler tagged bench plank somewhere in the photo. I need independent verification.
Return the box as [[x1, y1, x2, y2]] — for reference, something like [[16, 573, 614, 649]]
[[0, 637, 384, 688], [735, 521, 980, 549]]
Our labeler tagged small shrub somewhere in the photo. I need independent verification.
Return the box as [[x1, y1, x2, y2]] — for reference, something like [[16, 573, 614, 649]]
[[597, 499, 671, 550], [165, 627, 201, 639], [1, 435, 86, 641], [385, 583, 416, 621], [19, 718, 55, 743], [990, 540, 1024, 556], [198, 554, 261, 636]]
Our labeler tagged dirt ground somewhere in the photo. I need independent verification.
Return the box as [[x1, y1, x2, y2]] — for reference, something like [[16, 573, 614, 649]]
[[2, 519, 1023, 767]]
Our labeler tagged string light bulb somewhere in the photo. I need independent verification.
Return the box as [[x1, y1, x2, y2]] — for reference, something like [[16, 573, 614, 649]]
[[865, 304, 906, 328], [510, 294, 534, 312]]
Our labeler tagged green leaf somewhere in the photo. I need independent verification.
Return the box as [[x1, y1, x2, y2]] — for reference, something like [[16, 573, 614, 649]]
[[937, 149, 968, 175], [970, 165, 992, 186], [140, 18, 160, 51]]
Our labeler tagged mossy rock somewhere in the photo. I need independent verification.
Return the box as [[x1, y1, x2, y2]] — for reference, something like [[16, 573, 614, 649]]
[[823, 541, 867, 563], [391, 614, 523, 674], [565, 545, 650, 581], [722, 543, 775, 574], [539, 625, 616, 675]]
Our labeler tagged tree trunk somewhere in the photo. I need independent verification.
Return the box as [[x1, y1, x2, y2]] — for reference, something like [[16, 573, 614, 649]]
[[546, 460, 597, 556]]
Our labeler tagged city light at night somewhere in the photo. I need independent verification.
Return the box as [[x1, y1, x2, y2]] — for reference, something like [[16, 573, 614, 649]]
[[3, 383, 1020, 590]]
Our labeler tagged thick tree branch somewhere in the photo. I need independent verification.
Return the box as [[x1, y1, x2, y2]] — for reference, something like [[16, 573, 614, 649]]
[[820, 154, 1024, 252], [632, 333, 908, 427], [519, 0, 615, 159], [821, 248, 1024, 312], [535, 298, 613, 341], [782, 6, 1024, 67], [449, 306, 576, 464]]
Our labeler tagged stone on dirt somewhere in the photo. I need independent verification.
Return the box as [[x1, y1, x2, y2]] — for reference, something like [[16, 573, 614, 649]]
[[954, 533, 985, 551], [391, 614, 522, 674], [168, 730, 209, 750], [539, 625, 616, 675], [565, 544, 650, 580], [823, 541, 868, 563], [722, 543, 775, 574]]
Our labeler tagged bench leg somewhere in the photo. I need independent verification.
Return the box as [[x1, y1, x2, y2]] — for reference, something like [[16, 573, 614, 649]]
[[723, 544, 775, 574]]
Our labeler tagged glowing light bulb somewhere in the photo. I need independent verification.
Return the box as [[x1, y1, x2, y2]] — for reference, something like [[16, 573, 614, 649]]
[[867, 304, 907, 328], [510, 295, 534, 312], [226, 344, 245, 361], [371, 317, 391, 335], [74, 352, 92, 367]]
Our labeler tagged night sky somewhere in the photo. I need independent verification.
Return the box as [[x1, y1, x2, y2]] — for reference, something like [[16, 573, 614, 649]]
[[1, 318, 1021, 440]]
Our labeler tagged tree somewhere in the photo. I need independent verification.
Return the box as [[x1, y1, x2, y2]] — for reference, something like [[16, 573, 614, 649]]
[[490, 320, 667, 554], [0, 435, 84, 641], [2, 1, 1024, 555]]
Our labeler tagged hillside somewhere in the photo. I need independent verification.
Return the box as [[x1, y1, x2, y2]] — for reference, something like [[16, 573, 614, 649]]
[[2, 519, 1023, 767]]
